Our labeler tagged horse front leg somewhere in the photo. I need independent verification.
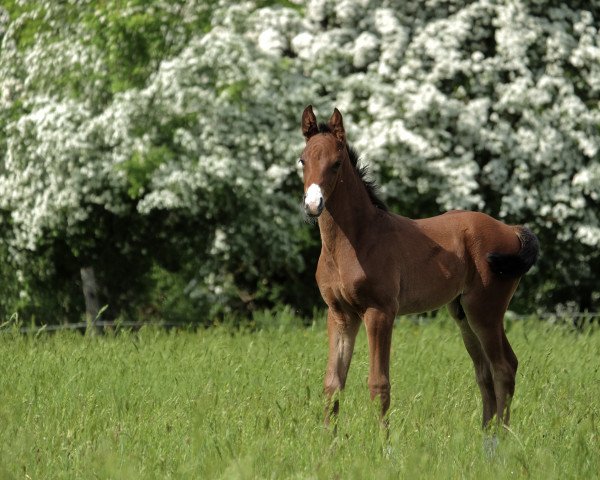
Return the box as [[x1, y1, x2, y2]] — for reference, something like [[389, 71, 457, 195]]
[[364, 307, 394, 421], [323, 307, 360, 429]]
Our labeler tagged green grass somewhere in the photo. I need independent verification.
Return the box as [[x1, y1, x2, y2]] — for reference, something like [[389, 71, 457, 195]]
[[1, 313, 599, 479]]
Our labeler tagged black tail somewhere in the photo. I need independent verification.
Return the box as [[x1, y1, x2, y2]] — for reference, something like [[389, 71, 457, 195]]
[[487, 226, 540, 279]]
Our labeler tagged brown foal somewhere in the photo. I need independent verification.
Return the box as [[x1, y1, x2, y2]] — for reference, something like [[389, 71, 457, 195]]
[[299, 106, 539, 428]]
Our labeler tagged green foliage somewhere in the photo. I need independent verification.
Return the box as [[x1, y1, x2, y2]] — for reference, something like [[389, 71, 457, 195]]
[[1, 1, 218, 99], [1, 0, 599, 323], [122, 146, 173, 200], [0, 316, 599, 478]]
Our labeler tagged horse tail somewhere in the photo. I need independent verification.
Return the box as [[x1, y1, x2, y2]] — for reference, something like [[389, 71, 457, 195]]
[[487, 226, 540, 279]]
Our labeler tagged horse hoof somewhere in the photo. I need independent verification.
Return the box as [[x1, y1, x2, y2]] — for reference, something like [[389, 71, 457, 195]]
[[483, 434, 499, 458]]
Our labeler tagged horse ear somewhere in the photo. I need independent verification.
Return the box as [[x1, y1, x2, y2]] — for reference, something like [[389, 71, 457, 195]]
[[302, 105, 319, 141], [328, 108, 345, 144]]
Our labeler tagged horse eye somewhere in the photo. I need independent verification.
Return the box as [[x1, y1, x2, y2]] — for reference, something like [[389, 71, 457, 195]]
[[332, 160, 341, 171]]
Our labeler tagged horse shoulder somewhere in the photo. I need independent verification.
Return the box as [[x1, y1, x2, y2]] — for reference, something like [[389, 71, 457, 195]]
[[345, 240, 400, 308]]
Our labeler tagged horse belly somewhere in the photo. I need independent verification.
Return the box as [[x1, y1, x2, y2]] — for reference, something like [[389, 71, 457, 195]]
[[396, 289, 460, 315], [396, 264, 466, 315]]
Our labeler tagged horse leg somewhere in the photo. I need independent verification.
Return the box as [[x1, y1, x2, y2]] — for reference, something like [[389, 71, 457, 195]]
[[480, 326, 516, 427], [323, 308, 360, 427], [448, 299, 496, 427], [462, 297, 518, 427], [363, 307, 394, 420], [500, 329, 518, 425]]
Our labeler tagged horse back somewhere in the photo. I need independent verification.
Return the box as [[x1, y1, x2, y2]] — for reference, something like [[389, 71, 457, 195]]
[[415, 210, 528, 286]]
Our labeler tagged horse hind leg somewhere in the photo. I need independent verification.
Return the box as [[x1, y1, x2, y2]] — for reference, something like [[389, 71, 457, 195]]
[[460, 294, 518, 427], [448, 298, 496, 427], [502, 329, 518, 373], [500, 329, 518, 424]]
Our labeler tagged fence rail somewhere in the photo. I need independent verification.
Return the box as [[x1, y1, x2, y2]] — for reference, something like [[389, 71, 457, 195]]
[[0, 320, 185, 335], [1, 312, 599, 335]]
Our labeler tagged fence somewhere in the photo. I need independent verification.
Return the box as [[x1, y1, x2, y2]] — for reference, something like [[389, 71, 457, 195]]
[[1, 312, 599, 335]]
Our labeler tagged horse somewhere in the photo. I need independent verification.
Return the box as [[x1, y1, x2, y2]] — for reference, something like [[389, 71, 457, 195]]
[[299, 105, 539, 429]]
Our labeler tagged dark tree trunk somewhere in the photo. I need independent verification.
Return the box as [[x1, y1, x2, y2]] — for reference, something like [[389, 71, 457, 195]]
[[80, 266, 100, 326]]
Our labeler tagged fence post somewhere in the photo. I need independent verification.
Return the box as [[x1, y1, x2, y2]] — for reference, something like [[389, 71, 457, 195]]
[[80, 266, 101, 331]]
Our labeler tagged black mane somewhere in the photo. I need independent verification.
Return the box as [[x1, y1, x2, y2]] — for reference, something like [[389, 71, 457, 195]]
[[318, 123, 388, 211]]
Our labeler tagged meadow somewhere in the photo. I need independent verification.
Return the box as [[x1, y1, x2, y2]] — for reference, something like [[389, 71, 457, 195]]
[[0, 312, 598, 479]]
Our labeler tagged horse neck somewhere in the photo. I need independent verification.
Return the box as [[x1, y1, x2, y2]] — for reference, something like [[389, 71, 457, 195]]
[[318, 160, 377, 254]]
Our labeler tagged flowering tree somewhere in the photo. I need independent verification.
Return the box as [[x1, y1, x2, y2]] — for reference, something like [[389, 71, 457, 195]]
[[1, 0, 598, 321], [0, 1, 316, 321], [287, 0, 600, 310]]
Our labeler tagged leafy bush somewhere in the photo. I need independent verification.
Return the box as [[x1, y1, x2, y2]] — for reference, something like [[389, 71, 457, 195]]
[[1, 0, 598, 322]]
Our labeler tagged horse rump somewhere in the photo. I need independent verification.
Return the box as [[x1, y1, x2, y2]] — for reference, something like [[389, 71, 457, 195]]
[[487, 226, 540, 279]]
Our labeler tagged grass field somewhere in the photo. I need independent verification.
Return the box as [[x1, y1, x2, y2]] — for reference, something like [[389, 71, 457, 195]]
[[1, 312, 599, 479]]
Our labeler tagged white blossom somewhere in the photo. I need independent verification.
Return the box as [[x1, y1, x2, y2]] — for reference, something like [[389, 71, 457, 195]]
[[1, 0, 599, 313]]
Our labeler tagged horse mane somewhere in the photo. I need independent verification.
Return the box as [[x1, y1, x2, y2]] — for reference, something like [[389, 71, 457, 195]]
[[318, 123, 388, 211]]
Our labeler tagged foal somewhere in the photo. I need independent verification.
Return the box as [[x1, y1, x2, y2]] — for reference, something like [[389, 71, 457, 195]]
[[299, 106, 539, 428]]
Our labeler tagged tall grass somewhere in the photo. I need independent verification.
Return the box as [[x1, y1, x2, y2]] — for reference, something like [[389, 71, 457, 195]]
[[0, 313, 598, 479]]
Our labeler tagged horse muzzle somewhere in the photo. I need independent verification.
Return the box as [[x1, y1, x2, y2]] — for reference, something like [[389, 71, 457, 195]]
[[304, 183, 324, 217]]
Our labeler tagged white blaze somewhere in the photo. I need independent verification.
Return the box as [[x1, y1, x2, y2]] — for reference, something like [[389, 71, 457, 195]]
[[305, 183, 323, 212]]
